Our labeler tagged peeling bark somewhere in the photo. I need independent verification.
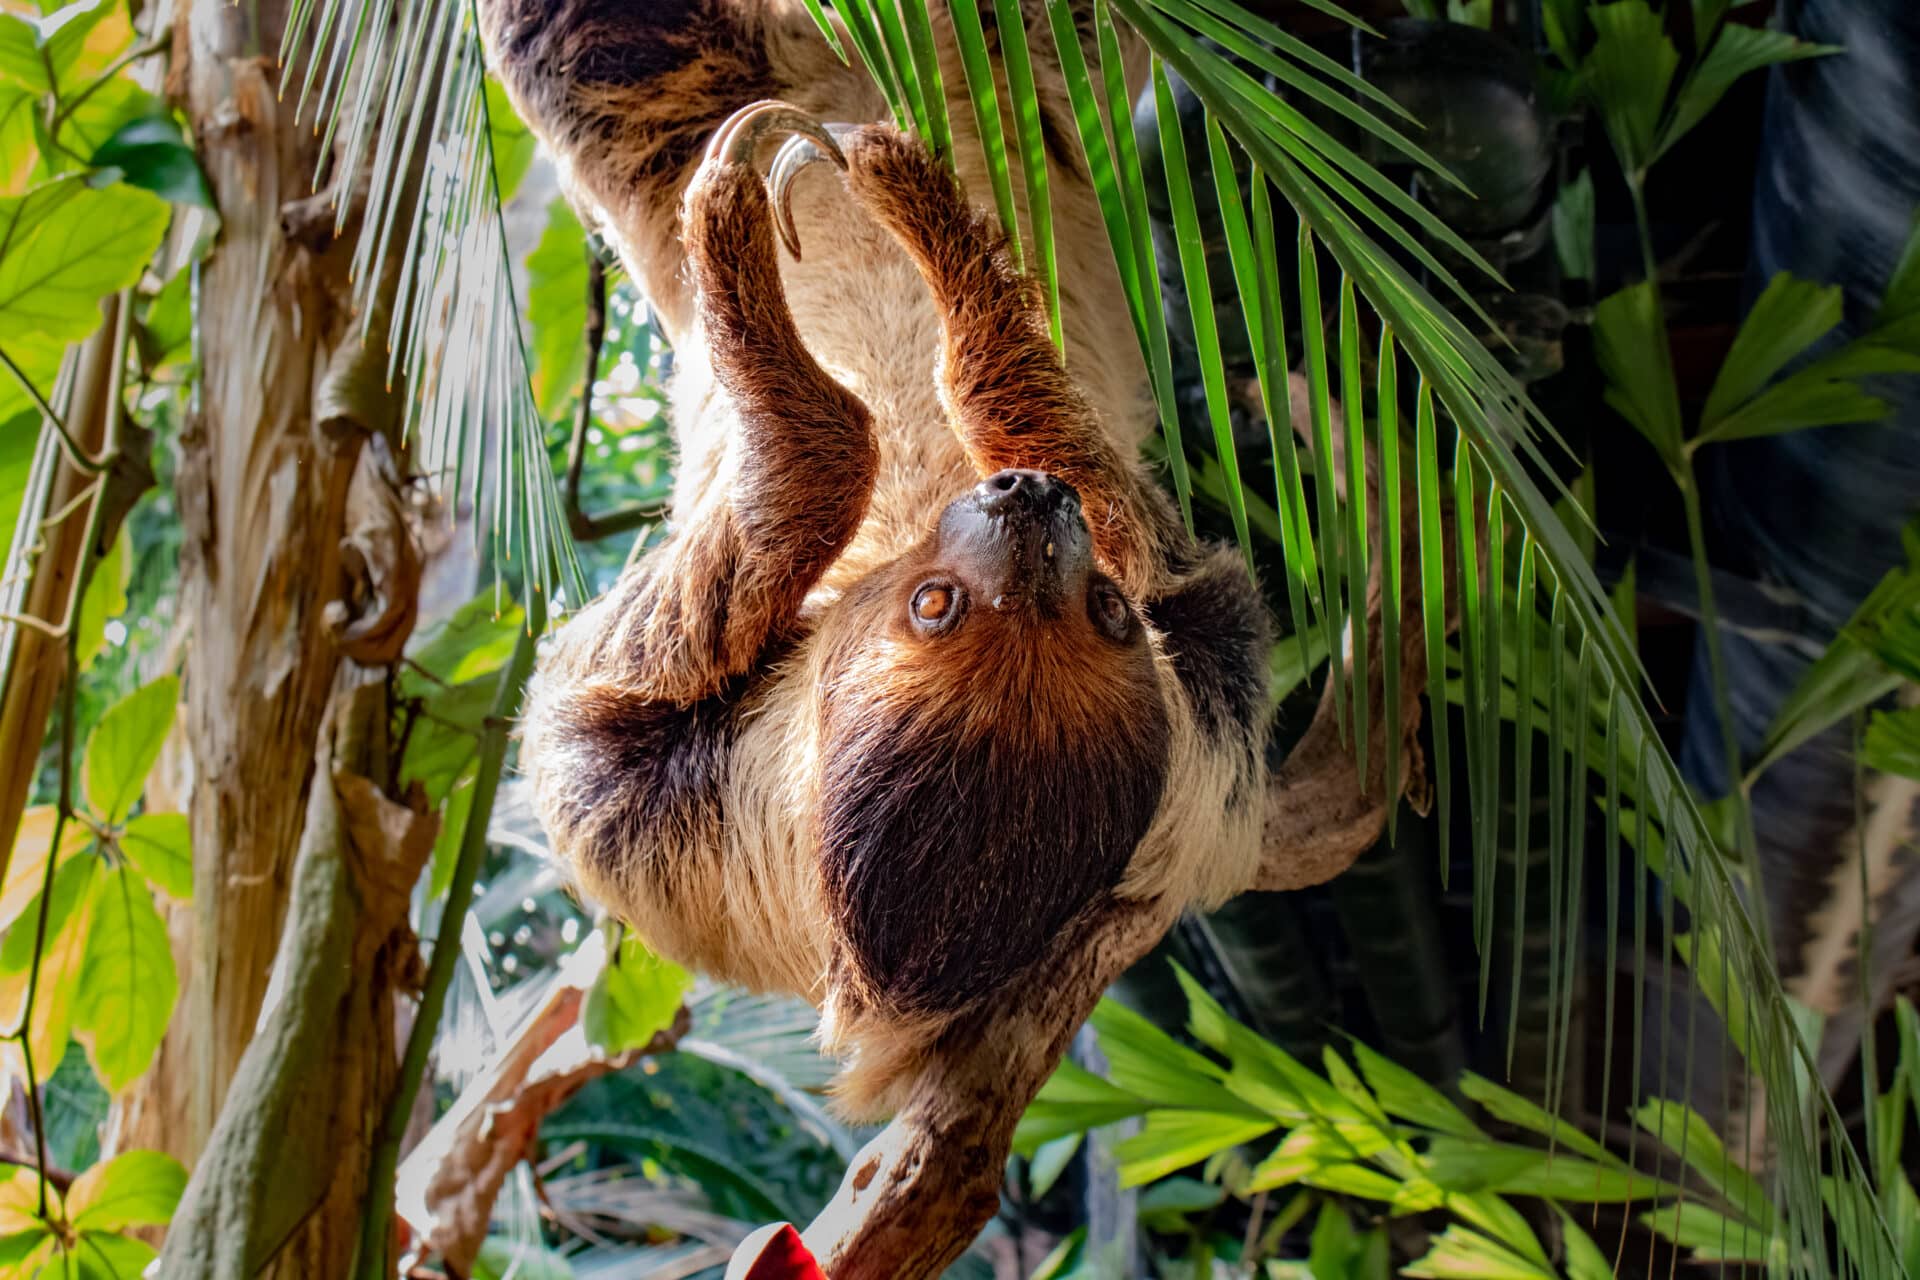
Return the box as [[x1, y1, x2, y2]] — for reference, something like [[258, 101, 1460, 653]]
[[159, 677, 436, 1278]]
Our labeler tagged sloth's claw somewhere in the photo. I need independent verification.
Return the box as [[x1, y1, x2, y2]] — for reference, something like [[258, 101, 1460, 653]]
[[704, 100, 850, 262], [770, 130, 852, 261]]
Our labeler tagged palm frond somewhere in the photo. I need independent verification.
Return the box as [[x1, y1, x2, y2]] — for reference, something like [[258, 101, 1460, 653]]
[[281, 0, 583, 608]]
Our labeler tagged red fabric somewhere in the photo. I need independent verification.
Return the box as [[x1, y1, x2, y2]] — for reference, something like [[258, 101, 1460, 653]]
[[726, 1223, 828, 1280]]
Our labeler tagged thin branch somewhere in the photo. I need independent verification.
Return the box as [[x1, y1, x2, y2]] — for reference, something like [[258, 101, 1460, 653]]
[[353, 599, 544, 1280], [558, 255, 668, 542], [0, 345, 103, 476]]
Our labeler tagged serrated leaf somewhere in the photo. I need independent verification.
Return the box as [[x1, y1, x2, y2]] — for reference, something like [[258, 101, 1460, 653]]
[[91, 113, 214, 207], [0, 852, 99, 1071], [73, 523, 128, 673], [73, 867, 176, 1092], [582, 931, 689, 1054], [119, 812, 190, 900], [66, 1150, 185, 1233], [526, 198, 588, 421], [82, 674, 177, 825]]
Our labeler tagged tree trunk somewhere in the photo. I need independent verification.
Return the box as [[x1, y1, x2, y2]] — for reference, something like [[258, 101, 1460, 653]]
[[166, 0, 365, 1160]]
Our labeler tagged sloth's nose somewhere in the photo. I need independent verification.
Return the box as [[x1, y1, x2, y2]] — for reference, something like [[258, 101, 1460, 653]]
[[974, 469, 1079, 518]]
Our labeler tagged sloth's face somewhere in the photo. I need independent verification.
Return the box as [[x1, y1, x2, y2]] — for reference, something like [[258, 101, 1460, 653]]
[[811, 469, 1172, 1015]]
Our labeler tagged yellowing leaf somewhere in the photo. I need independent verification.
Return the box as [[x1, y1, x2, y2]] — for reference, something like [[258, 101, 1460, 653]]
[[0, 852, 99, 1071], [0, 804, 87, 931]]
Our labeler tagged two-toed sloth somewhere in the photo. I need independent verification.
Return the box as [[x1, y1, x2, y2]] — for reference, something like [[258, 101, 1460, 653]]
[[481, 0, 1276, 1119]]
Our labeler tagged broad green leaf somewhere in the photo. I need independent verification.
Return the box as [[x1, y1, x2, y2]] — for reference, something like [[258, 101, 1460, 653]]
[[90, 113, 213, 207], [1660, 26, 1835, 162], [1641, 1201, 1774, 1263], [0, 403, 33, 546], [1421, 1136, 1674, 1202], [427, 775, 474, 900], [1090, 996, 1249, 1113], [473, 1238, 574, 1280], [1014, 1056, 1151, 1152], [0, 852, 99, 1072], [1633, 1099, 1775, 1230], [1456, 1072, 1612, 1164], [82, 674, 177, 825], [1403, 1226, 1555, 1280], [403, 591, 526, 687], [137, 264, 189, 369], [1592, 281, 1681, 463], [1863, 706, 1920, 782], [483, 76, 535, 202], [73, 522, 128, 673], [73, 867, 177, 1092], [0, 805, 86, 931], [46, 78, 157, 174], [1306, 1201, 1356, 1274], [1300, 1161, 1400, 1201], [1557, 1210, 1615, 1280], [66, 1150, 185, 1233], [1694, 350, 1902, 444], [118, 812, 190, 900], [1552, 170, 1595, 283], [0, 0, 111, 95], [1583, 0, 1678, 174], [1347, 1040, 1482, 1139], [1136, 1174, 1225, 1228], [1115, 1108, 1277, 1186], [582, 930, 690, 1054], [526, 198, 589, 421], [1700, 273, 1843, 432], [0, 178, 169, 419], [1027, 1132, 1081, 1199], [70, 1230, 158, 1279]]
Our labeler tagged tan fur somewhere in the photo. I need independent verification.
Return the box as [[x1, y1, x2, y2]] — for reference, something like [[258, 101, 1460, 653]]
[[490, 0, 1269, 1117]]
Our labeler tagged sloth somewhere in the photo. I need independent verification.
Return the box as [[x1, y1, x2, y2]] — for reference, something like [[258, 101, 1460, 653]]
[[481, 6, 1426, 1259]]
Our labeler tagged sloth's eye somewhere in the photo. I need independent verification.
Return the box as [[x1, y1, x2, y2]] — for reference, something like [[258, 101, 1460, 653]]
[[1090, 582, 1132, 642], [911, 582, 962, 633]]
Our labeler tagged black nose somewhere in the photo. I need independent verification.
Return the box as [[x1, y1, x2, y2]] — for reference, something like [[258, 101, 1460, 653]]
[[974, 469, 1078, 517]]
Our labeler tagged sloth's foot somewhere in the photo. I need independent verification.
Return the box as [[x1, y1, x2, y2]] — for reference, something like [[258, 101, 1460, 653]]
[[701, 99, 851, 260]]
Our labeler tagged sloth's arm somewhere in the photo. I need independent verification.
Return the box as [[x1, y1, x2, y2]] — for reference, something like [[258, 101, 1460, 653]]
[[549, 130, 877, 708], [831, 126, 1174, 600]]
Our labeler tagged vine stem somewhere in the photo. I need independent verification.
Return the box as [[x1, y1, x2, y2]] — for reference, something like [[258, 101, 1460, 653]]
[[352, 598, 543, 1280]]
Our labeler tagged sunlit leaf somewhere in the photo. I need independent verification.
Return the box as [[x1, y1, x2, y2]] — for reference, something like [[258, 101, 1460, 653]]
[[1116, 1108, 1277, 1187], [1402, 1225, 1555, 1280], [82, 674, 177, 825], [73, 867, 176, 1092], [526, 198, 589, 421], [0, 852, 98, 1072], [0, 805, 87, 931], [66, 1149, 185, 1233], [73, 523, 128, 674], [583, 930, 691, 1054], [118, 812, 190, 900], [90, 112, 214, 207]]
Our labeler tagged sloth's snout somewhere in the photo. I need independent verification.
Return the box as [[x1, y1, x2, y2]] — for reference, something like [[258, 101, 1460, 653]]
[[972, 468, 1080, 520]]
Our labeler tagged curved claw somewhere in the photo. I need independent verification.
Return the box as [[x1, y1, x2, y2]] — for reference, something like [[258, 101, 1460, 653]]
[[769, 129, 852, 261]]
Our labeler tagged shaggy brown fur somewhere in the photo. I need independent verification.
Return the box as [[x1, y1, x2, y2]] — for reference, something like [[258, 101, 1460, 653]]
[[486, 0, 1272, 1118]]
